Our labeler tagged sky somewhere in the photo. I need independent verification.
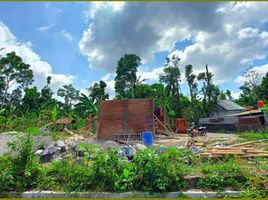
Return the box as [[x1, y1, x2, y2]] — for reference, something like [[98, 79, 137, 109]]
[[0, 2, 268, 99]]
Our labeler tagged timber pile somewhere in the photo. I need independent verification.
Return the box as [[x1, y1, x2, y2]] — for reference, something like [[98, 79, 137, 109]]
[[200, 139, 268, 158], [154, 114, 173, 136]]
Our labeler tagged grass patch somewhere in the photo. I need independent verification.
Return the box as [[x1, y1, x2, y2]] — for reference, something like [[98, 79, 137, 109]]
[[239, 133, 268, 142]]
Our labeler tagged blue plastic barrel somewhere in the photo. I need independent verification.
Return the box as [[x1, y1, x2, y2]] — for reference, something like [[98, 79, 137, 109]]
[[142, 132, 153, 147]]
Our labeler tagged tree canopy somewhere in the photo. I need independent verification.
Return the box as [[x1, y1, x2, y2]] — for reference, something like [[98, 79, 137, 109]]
[[114, 54, 141, 99]]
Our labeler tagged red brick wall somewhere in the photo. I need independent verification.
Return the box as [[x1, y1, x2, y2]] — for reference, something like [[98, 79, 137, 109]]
[[97, 99, 154, 140]]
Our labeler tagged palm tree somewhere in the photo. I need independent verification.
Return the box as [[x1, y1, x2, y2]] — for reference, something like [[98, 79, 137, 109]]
[[74, 94, 96, 119]]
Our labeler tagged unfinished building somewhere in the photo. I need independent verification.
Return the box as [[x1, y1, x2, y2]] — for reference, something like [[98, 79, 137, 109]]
[[97, 99, 154, 140]]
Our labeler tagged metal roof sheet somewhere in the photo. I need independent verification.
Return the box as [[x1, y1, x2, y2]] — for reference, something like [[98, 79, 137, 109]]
[[218, 100, 246, 111]]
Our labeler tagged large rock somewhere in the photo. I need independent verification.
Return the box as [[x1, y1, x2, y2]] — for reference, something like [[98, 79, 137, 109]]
[[117, 149, 127, 160], [101, 140, 119, 149], [39, 145, 61, 163], [77, 151, 85, 157], [55, 140, 67, 152], [39, 149, 54, 163], [0, 132, 52, 156], [122, 146, 136, 160], [35, 149, 44, 156], [134, 144, 147, 151]]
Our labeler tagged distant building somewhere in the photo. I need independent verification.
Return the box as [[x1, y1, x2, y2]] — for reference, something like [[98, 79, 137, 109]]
[[199, 100, 262, 132], [210, 100, 246, 117]]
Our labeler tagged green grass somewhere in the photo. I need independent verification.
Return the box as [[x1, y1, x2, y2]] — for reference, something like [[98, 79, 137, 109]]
[[239, 133, 268, 142]]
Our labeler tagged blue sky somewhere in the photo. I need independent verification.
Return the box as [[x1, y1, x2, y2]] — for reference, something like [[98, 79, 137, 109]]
[[0, 2, 268, 98], [0, 2, 99, 89]]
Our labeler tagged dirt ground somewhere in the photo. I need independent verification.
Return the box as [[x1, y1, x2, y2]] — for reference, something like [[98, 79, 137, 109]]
[[153, 132, 238, 147]]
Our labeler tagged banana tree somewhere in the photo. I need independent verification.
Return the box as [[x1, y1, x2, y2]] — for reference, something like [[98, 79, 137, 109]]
[[74, 94, 97, 119]]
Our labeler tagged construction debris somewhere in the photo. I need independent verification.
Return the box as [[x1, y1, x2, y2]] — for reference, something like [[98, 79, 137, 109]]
[[200, 139, 268, 158], [64, 128, 75, 135], [56, 118, 76, 125]]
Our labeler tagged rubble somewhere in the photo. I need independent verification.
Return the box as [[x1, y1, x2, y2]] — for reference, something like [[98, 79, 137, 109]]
[[134, 144, 147, 151], [55, 140, 67, 152], [0, 132, 52, 156], [122, 146, 136, 160], [211, 141, 230, 147], [102, 140, 120, 149], [39, 149, 54, 163], [117, 149, 127, 160], [189, 144, 202, 154], [34, 149, 43, 156], [77, 151, 85, 157]]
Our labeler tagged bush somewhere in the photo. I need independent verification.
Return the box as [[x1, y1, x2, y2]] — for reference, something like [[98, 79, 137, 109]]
[[90, 149, 130, 192], [197, 158, 246, 191], [0, 134, 43, 192], [0, 144, 261, 193], [130, 147, 192, 192], [241, 175, 268, 198]]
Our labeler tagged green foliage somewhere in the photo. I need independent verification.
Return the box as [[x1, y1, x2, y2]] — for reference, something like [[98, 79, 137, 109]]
[[236, 67, 262, 106], [51, 106, 58, 124], [57, 84, 79, 111], [0, 133, 43, 192], [0, 51, 33, 110], [185, 64, 199, 124], [25, 127, 40, 136], [88, 80, 109, 104], [22, 87, 41, 114], [258, 72, 268, 102], [115, 54, 141, 98], [160, 55, 182, 117], [0, 156, 15, 191], [0, 143, 266, 194], [263, 104, 268, 114], [43, 161, 93, 192], [196, 158, 247, 191], [239, 133, 268, 142], [197, 65, 220, 117], [130, 147, 192, 192], [241, 175, 268, 198], [74, 94, 96, 119], [90, 149, 129, 191]]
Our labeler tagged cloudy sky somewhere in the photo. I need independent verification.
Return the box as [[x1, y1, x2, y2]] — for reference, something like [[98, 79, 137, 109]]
[[0, 2, 268, 98]]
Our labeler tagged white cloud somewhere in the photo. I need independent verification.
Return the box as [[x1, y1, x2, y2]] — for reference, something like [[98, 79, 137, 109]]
[[235, 63, 268, 86], [99, 66, 165, 99], [79, 2, 223, 72], [137, 67, 164, 83], [0, 21, 75, 93], [36, 23, 55, 32], [60, 30, 73, 41], [102, 73, 115, 98], [79, 2, 268, 87]]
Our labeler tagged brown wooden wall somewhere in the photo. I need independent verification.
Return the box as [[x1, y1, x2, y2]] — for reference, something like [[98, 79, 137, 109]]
[[97, 99, 154, 140]]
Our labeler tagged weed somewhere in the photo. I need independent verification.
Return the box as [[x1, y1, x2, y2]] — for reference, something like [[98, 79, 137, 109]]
[[241, 175, 268, 198]]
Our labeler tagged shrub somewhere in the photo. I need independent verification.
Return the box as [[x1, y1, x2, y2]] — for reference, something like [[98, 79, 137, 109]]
[[130, 147, 192, 192], [0, 133, 43, 192], [241, 175, 268, 198], [197, 158, 246, 191]]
